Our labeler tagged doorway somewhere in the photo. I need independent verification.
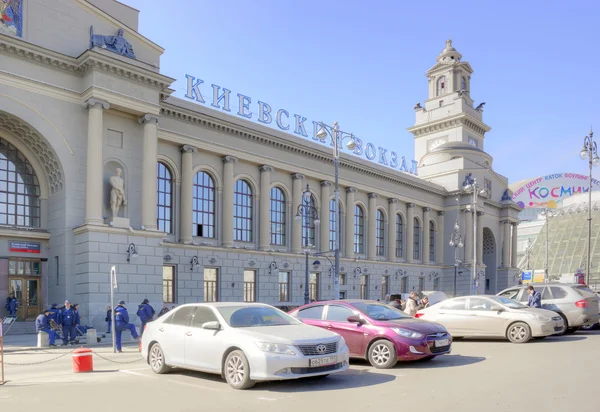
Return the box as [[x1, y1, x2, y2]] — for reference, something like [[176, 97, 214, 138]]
[[7, 259, 42, 320], [483, 228, 497, 294]]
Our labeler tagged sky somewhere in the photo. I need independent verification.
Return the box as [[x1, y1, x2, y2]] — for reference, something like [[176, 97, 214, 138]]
[[121, 0, 600, 184]]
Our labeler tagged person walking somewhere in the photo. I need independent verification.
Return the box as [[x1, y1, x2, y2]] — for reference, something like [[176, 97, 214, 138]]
[[114, 300, 139, 353], [105, 305, 112, 334], [418, 296, 430, 310], [5, 294, 17, 317], [35, 309, 57, 347], [157, 303, 170, 318], [136, 298, 155, 335], [59, 300, 79, 345], [404, 292, 420, 317], [527, 285, 542, 308]]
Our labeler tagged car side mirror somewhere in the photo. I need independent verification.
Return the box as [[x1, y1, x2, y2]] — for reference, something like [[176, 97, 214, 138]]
[[347, 315, 364, 324], [492, 306, 504, 312], [201, 321, 221, 330]]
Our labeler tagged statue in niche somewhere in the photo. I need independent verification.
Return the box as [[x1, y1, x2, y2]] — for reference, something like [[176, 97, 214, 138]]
[[90, 26, 136, 59], [109, 168, 127, 218]]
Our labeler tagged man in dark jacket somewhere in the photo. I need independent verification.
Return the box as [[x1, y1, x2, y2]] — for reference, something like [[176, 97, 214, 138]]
[[527, 286, 542, 308], [5, 294, 18, 317], [35, 310, 57, 347], [136, 299, 155, 335], [59, 300, 79, 345], [48, 303, 60, 324], [114, 300, 139, 352]]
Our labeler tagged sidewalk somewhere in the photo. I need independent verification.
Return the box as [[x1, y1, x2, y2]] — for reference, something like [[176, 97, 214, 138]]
[[1, 332, 139, 352]]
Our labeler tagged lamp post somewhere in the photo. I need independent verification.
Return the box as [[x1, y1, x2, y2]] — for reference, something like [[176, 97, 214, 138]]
[[448, 219, 464, 297], [579, 129, 599, 285], [462, 174, 490, 295], [540, 207, 556, 280], [316, 122, 357, 301], [295, 184, 320, 304], [524, 238, 533, 270]]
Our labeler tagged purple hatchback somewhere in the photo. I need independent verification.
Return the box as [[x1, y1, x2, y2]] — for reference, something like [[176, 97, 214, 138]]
[[289, 300, 451, 369]]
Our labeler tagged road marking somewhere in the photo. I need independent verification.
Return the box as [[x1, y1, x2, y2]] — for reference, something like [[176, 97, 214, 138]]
[[257, 397, 279, 401], [167, 379, 223, 392], [120, 370, 155, 379]]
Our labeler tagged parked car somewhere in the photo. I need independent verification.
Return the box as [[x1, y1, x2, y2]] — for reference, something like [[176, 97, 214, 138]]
[[288, 300, 451, 369], [141, 303, 350, 389], [415, 295, 565, 343], [496, 284, 600, 334]]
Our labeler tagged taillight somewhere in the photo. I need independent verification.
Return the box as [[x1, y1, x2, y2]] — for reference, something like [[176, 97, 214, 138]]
[[415, 313, 424, 318], [575, 300, 587, 308]]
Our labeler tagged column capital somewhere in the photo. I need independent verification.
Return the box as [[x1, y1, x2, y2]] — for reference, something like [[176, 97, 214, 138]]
[[346, 187, 357, 194], [181, 145, 198, 154], [422, 207, 432, 213], [292, 173, 305, 181], [437, 211, 445, 216], [320, 180, 333, 187], [260, 165, 274, 173], [84, 98, 110, 110], [407, 203, 417, 209], [501, 220, 510, 224], [222, 155, 238, 164], [388, 198, 399, 204], [139, 114, 159, 125], [368, 193, 378, 199]]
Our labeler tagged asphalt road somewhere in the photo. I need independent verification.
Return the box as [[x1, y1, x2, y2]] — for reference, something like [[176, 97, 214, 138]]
[[2, 331, 598, 411]]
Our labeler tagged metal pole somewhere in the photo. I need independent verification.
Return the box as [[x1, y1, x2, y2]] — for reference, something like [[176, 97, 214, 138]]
[[304, 251, 309, 304], [587, 140, 593, 286], [110, 266, 116, 353], [545, 212, 549, 279], [333, 123, 340, 301], [472, 188, 477, 295], [453, 256, 458, 297]]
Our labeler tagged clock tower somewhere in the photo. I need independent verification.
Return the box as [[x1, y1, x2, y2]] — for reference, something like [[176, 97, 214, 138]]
[[408, 40, 493, 188]]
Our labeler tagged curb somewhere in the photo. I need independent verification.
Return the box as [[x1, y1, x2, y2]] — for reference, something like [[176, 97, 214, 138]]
[[3, 340, 139, 353]]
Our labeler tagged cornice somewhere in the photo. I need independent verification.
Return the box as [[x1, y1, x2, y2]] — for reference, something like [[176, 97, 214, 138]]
[[408, 113, 491, 138]]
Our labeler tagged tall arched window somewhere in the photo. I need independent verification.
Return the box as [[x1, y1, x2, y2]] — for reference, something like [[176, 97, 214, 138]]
[[329, 199, 342, 251], [0, 138, 40, 227], [234, 180, 253, 242], [395, 214, 404, 258], [354, 205, 365, 254], [193, 171, 215, 238], [270, 187, 286, 245], [376, 209, 385, 256], [429, 220, 436, 262], [436, 76, 447, 96], [302, 194, 316, 247], [461, 76, 467, 91], [156, 162, 173, 233], [413, 218, 421, 260]]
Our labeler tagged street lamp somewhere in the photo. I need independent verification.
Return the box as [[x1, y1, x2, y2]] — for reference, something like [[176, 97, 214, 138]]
[[540, 207, 556, 280], [579, 129, 599, 285], [462, 174, 490, 295], [295, 184, 320, 304], [448, 219, 464, 297], [315, 121, 357, 300], [524, 238, 534, 270]]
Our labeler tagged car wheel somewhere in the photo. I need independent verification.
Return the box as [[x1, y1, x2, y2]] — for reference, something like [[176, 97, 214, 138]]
[[224, 350, 255, 390], [555, 313, 568, 336], [507, 322, 532, 344], [368, 340, 398, 369], [149, 343, 170, 374], [565, 327, 580, 334]]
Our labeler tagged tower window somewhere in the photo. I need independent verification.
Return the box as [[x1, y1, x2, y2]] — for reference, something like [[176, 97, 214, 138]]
[[436, 76, 447, 97]]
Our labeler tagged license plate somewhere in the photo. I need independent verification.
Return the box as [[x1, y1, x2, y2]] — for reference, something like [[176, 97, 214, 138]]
[[434, 339, 450, 347], [309, 356, 337, 367]]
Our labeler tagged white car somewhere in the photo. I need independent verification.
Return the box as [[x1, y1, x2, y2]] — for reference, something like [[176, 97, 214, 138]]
[[141, 302, 350, 389]]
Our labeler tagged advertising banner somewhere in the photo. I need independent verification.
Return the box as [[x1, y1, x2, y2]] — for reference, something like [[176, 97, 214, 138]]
[[533, 270, 546, 283], [510, 173, 600, 209], [521, 270, 533, 283], [9, 241, 41, 254]]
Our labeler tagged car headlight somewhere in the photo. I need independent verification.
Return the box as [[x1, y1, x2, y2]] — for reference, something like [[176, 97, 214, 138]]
[[391, 328, 424, 339], [338, 336, 347, 351], [254, 342, 297, 355], [531, 314, 550, 322]]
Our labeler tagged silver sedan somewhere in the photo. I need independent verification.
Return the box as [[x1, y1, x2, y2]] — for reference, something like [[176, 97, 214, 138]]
[[415, 295, 565, 343]]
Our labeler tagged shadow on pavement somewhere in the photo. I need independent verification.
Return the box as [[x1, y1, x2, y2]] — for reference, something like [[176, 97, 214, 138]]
[[457, 336, 586, 343], [351, 354, 485, 370]]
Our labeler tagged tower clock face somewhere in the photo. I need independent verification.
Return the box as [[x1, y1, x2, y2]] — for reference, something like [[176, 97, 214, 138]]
[[428, 138, 447, 151]]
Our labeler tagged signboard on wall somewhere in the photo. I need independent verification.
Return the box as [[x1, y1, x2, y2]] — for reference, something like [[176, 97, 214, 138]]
[[9, 241, 41, 254], [521, 270, 533, 284], [510, 173, 600, 209], [533, 270, 546, 283]]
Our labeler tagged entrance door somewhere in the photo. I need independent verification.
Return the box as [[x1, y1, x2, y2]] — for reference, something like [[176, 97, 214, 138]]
[[8, 277, 40, 320]]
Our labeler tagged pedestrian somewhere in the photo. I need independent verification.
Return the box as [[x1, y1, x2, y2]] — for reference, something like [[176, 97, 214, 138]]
[[35, 309, 57, 347], [384, 294, 391, 304], [48, 303, 60, 324], [5, 294, 17, 317], [136, 298, 155, 335], [418, 296, 430, 310], [59, 300, 79, 345], [114, 300, 139, 353], [404, 292, 420, 316], [527, 285, 542, 308], [105, 305, 112, 333], [157, 303, 170, 318], [389, 299, 403, 310]]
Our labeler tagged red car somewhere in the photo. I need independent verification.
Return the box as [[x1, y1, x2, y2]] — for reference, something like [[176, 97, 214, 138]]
[[289, 300, 451, 369]]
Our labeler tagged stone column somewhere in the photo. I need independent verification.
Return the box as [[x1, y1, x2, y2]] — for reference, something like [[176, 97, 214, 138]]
[[406, 203, 416, 263], [477, 211, 484, 263], [436, 211, 445, 264], [84, 98, 109, 225], [345, 187, 357, 258], [464, 208, 473, 263], [291, 173, 305, 253], [222, 156, 238, 247], [139, 114, 159, 230], [320, 181, 332, 253], [259, 165, 274, 251], [423, 207, 431, 263], [387, 199, 398, 261], [179, 145, 197, 244], [511, 222, 518, 268], [368, 193, 378, 260], [502, 220, 511, 267]]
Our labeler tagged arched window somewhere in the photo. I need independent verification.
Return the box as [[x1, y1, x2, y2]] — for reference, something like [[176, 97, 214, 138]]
[[329, 199, 342, 251], [413, 218, 421, 260], [354, 205, 365, 254], [429, 220, 436, 262], [0, 139, 40, 227], [270, 187, 286, 245], [193, 171, 215, 238], [156, 162, 173, 233], [436, 76, 447, 96], [302, 194, 316, 247], [461, 76, 467, 91], [234, 180, 253, 242], [395, 214, 403, 258], [376, 209, 385, 256]]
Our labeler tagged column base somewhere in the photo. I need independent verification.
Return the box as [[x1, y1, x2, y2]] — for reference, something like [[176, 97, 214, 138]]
[[84, 217, 105, 226], [142, 224, 159, 231], [222, 242, 234, 248], [105, 217, 131, 228]]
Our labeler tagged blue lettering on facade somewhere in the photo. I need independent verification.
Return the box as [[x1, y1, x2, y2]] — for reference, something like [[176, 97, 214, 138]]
[[237, 94, 252, 118], [365, 143, 376, 160], [400, 157, 408, 173], [185, 75, 205, 103], [390, 151, 398, 168], [294, 114, 308, 137], [378, 147, 388, 166], [276, 109, 289, 130], [211, 84, 231, 111], [353, 137, 364, 156], [258, 101, 272, 124]]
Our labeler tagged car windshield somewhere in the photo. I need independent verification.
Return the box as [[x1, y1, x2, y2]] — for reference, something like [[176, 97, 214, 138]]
[[217, 306, 300, 328], [488, 295, 526, 309], [351, 302, 412, 321]]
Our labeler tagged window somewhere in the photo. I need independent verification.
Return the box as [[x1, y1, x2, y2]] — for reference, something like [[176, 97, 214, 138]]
[[339, 273, 346, 285], [297, 305, 324, 320], [360, 275, 369, 299], [400, 277, 408, 293], [518, 290, 529, 303], [0, 138, 40, 227], [243, 270, 256, 302], [270, 187, 286, 245], [436, 76, 447, 96], [302, 194, 316, 247], [193, 172, 215, 238], [413, 218, 421, 260], [166, 306, 195, 326], [162, 266, 175, 303], [329, 200, 342, 251], [376, 209, 385, 256], [354, 205, 365, 254], [433, 277, 440, 291], [326, 305, 354, 322], [498, 289, 519, 300], [381, 276, 389, 301], [461, 76, 467, 91], [8, 259, 40, 276], [339, 291, 347, 299], [156, 162, 173, 233], [395, 214, 403, 258], [191, 306, 218, 327], [204, 268, 219, 302], [484, 179, 492, 194], [309, 273, 319, 301], [469, 298, 493, 311], [279, 271, 290, 302], [541, 287, 552, 300], [234, 180, 253, 242], [429, 221, 435, 262], [441, 298, 467, 310], [550, 287, 567, 299], [418, 276, 425, 292]]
